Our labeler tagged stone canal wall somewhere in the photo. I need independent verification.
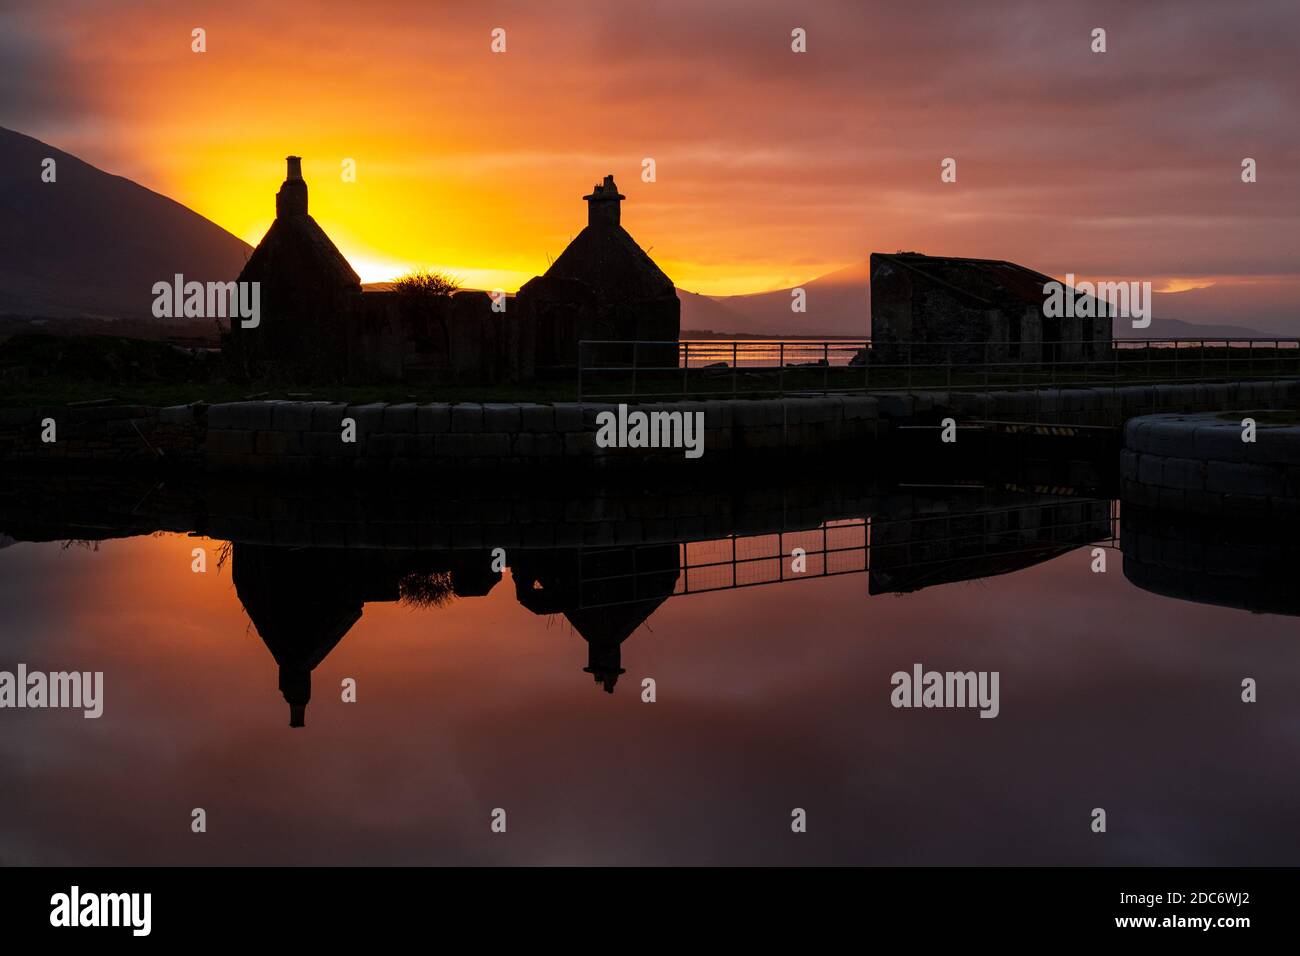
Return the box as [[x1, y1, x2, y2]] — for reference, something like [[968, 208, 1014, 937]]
[[202, 395, 882, 471], [0, 404, 204, 466], [2, 379, 1298, 472], [886, 379, 1300, 427], [1121, 410, 1300, 518]]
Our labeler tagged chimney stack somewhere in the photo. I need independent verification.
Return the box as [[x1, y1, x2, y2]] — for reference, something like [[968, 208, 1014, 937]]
[[276, 155, 308, 218], [583, 174, 625, 228]]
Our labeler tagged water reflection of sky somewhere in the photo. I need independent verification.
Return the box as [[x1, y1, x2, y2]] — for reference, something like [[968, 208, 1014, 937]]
[[1, 530, 1297, 866]]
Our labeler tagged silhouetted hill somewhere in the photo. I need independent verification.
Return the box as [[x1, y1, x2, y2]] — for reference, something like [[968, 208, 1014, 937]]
[[679, 261, 869, 337], [0, 126, 252, 320]]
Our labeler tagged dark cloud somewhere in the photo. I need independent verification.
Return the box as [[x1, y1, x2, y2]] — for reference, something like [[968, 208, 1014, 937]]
[[0, 9, 87, 129]]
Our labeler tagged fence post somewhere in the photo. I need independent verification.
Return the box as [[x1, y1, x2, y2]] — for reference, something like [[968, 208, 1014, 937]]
[[682, 340, 689, 399], [824, 341, 829, 393], [732, 341, 738, 396], [780, 342, 785, 397], [631, 340, 638, 399]]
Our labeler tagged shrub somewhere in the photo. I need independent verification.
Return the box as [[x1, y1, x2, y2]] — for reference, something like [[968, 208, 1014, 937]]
[[393, 268, 461, 299]]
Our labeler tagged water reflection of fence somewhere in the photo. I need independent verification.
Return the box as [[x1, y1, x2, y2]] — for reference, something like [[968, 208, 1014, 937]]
[[577, 338, 1300, 400], [576, 498, 1120, 609]]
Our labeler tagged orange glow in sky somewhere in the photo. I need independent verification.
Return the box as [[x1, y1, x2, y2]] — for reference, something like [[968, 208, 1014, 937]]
[[8, 0, 1298, 300]]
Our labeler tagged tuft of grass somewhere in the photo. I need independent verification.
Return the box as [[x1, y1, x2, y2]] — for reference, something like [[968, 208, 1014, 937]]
[[398, 570, 456, 608], [392, 268, 461, 298]]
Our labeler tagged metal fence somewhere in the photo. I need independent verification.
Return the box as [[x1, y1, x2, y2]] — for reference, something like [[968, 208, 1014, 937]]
[[575, 498, 1120, 609], [577, 337, 1300, 400]]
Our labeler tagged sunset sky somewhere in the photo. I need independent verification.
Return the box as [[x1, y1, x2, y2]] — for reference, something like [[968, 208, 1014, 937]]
[[2, 0, 1297, 297]]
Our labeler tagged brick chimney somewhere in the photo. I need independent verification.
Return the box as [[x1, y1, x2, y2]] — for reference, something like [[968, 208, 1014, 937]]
[[583, 174, 625, 227], [276, 155, 308, 218]]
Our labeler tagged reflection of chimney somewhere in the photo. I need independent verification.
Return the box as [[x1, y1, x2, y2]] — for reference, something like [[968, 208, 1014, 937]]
[[583, 174, 625, 228], [279, 666, 311, 728], [276, 155, 308, 218], [583, 642, 625, 694]]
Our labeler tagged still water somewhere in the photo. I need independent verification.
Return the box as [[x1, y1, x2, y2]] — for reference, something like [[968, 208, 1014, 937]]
[[1, 465, 1297, 866]]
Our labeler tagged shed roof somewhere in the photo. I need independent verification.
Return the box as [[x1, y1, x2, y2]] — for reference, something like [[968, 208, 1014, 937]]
[[872, 252, 1053, 309]]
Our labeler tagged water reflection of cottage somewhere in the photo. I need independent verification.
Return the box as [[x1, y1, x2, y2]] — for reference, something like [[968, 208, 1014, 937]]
[[229, 539, 679, 724], [512, 545, 680, 693], [232, 545, 367, 728], [231, 543, 501, 726]]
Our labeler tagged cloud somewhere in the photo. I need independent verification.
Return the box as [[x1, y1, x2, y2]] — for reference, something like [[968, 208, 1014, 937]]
[[5, 0, 1298, 294]]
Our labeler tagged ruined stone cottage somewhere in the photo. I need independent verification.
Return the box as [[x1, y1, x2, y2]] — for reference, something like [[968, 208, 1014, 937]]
[[226, 160, 679, 382], [869, 252, 1113, 364], [517, 174, 680, 371], [228, 156, 362, 377]]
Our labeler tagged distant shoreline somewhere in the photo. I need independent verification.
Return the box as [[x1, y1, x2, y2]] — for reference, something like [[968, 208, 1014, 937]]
[[681, 330, 868, 340]]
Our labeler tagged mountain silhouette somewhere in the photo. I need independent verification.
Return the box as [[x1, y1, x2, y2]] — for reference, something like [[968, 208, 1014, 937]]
[[678, 261, 869, 337], [0, 126, 252, 319]]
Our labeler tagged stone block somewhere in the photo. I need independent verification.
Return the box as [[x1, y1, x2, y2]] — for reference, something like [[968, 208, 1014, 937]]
[[255, 430, 303, 456], [1160, 456, 1206, 491], [449, 403, 483, 432], [383, 403, 418, 433], [311, 403, 349, 432], [1137, 454, 1164, 486], [435, 432, 477, 456], [482, 403, 522, 432], [553, 403, 584, 432], [271, 403, 315, 431], [232, 401, 276, 431], [518, 403, 554, 432], [417, 404, 451, 434], [346, 403, 387, 437]]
